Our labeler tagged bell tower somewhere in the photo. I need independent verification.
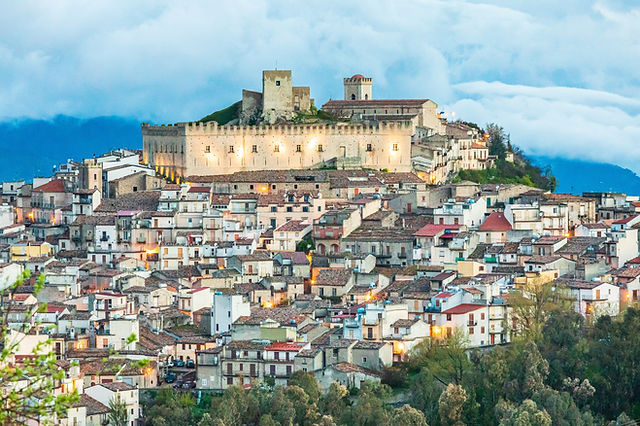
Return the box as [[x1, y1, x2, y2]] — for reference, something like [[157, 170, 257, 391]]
[[343, 74, 373, 101]]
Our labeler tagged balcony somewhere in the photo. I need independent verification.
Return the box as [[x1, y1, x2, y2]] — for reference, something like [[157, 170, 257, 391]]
[[136, 235, 147, 243], [467, 321, 477, 327], [100, 235, 109, 242]]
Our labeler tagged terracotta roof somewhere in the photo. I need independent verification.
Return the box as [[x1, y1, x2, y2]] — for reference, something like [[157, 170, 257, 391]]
[[414, 224, 461, 237], [266, 342, 306, 352], [315, 268, 353, 287], [33, 179, 66, 193], [350, 74, 366, 79], [441, 304, 484, 315], [323, 99, 431, 107], [275, 220, 310, 233], [478, 212, 512, 232]]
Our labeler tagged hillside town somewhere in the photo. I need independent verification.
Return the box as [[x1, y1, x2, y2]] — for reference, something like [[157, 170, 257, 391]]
[[1, 71, 639, 425]]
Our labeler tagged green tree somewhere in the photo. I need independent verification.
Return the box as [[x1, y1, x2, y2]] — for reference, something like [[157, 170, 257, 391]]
[[108, 396, 129, 426], [296, 235, 315, 254], [212, 385, 260, 426], [288, 371, 321, 403], [486, 123, 507, 160], [496, 399, 551, 426], [588, 308, 640, 418], [392, 404, 428, 426], [318, 382, 349, 420], [146, 389, 196, 426], [438, 383, 467, 426], [408, 369, 443, 424], [509, 278, 572, 341], [341, 382, 392, 426], [411, 328, 470, 385], [0, 271, 79, 424], [538, 310, 588, 390]]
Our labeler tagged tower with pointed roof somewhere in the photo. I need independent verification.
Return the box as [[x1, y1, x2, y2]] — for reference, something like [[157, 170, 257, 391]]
[[344, 74, 372, 101]]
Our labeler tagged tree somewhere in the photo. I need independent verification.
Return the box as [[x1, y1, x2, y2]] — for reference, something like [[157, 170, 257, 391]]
[[318, 382, 349, 420], [438, 383, 467, 426], [393, 404, 429, 426], [0, 271, 79, 424], [341, 382, 392, 426], [486, 123, 507, 160], [538, 310, 588, 389], [212, 386, 260, 426], [509, 277, 572, 341], [108, 396, 129, 426], [288, 371, 321, 403], [146, 389, 196, 426], [411, 328, 470, 385], [496, 399, 551, 426], [409, 369, 443, 424], [296, 235, 315, 254]]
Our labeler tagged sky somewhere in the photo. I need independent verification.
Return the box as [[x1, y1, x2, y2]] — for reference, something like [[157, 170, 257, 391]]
[[0, 1, 639, 170]]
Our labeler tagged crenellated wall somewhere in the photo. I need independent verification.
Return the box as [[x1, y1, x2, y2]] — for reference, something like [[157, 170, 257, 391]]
[[142, 121, 413, 177]]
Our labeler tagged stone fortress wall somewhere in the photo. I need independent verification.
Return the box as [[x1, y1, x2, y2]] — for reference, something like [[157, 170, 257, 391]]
[[142, 121, 413, 179]]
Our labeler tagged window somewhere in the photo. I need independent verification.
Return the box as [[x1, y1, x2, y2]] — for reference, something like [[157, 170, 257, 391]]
[[227, 377, 233, 385], [392, 143, 399, 151], [302, 206, 309, 213], [481, 326, 485, 333], [296, 145, 301, 152], [249, 184, 254, 190], [228, 146, 234, 153], [469, 327, 474, 334], [362, 356, 367, 363], [271, 206, 277, 212], [276, 80, 280, 86], [205, 145, 210, 153], [274, 145, 280, 153], [446, 314, 452, 321], [286, 206, 293, 213], [252, 145, 257, 153], [132, 186, 138, 192], [317, 145, 323, 152], [366, 144, 372, 152]]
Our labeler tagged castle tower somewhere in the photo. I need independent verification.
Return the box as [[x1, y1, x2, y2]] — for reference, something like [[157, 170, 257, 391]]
[[344, 74, 373, 101]]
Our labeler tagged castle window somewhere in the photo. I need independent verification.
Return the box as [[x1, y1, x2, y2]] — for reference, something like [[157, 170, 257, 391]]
[[296, 145, 301, 152], [351, 94, 356, 100], [252, 145, 257, 153], [392, 143, 399, 151], [276, 80, 280, 86], [317, 145, 324, 152], [249, 185, 254, 190], [274, 145, 280, 153], [205, 146, 210, 153], [365, 94, 368, 100], [366, 144, 372, 152], [228, 146, 234, 153], [272, 184, 276, 190]]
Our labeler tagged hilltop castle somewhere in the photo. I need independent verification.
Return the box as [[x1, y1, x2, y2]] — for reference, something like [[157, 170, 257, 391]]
[[142, 70, 447, 179]]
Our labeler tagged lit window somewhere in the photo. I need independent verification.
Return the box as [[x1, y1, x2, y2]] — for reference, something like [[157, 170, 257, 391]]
[[228, 146, 234, 153], [296, 145, 301, 152], [205, 146, 210, 153], [392, 143, 399, 151], [274, 145, 280, 153]]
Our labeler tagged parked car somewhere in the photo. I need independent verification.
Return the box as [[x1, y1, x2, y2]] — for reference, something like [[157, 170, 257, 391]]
[[165, 372, 176, 383], [173, 359, 185, 368], [186, 359, 195, 368]]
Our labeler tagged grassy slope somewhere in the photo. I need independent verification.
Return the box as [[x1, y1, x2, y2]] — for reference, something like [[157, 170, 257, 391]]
[[199, 101, 241, 124]]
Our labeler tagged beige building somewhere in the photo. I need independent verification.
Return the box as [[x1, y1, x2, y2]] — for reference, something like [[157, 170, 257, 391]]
[[142, 120, 412, 178]]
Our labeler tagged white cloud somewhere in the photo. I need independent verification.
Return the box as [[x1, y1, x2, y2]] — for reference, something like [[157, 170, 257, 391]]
[[0, 0, 638, 169]]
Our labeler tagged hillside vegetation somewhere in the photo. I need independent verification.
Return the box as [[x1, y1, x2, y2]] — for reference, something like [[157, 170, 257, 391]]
[[453, 123, 557, 191], [199, 101, 241, 124]]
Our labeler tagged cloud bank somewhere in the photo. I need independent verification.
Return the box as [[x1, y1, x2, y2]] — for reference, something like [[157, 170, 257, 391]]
[[0, 0, 638, 170]]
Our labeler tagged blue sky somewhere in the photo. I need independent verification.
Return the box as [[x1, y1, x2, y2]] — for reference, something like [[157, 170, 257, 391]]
[[0, 1, 638, 170]]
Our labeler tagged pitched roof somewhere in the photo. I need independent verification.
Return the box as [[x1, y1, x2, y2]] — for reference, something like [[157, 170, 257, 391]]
[[478, 212, 512, 232], [441, 304, 484, 315], [315, 268, 353, 286], [414, 224, 461, 237], [33, 179, 67, 193]]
